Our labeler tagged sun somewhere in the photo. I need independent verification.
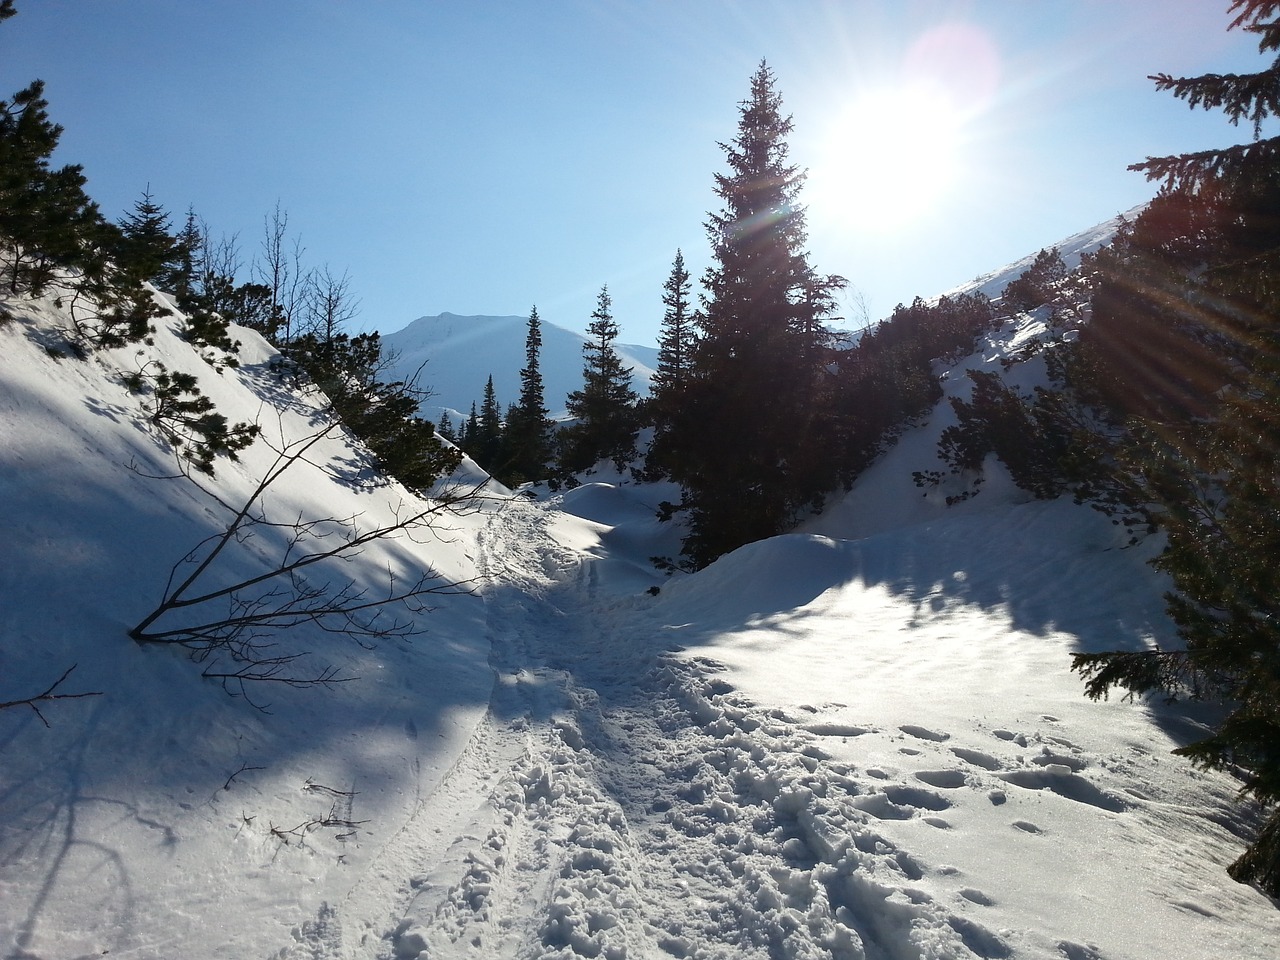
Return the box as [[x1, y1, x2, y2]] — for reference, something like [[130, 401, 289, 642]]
[[809, 82, 968, 230]]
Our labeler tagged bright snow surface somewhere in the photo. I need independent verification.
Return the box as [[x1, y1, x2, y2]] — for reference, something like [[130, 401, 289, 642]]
[[1, 277, 1277, 959]]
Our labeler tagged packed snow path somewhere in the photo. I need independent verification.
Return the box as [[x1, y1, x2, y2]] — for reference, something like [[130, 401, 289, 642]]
[[335, 496, 1026, 960], [281, 486, 1275, 960]]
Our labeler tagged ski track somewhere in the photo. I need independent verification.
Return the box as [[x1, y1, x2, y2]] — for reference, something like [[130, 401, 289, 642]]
[[272, 496, 1050, 960]]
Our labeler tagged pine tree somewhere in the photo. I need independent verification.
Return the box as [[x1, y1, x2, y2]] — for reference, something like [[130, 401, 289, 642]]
[[666, 61, 844, 566], [160, 207, 204, 310], [502, 306, 554, 484], [437, 410, 456, 443], [461, 402, 479, 450], [560, 285, 639, 474], [647, 250, 699, 479], [0, 78, 103, 295], [474, 374, 504, 472], [114, 186, 179, 287], [654, 250, 695, 393], [1070, 0, 1280, 895]]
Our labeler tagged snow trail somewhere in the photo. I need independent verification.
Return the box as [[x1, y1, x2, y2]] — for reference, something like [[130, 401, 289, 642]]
[[359, 496, 1017, 960]]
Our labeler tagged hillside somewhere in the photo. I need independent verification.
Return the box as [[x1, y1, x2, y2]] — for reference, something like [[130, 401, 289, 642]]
[[935, 206, 1144, 305], [379, 312, 659, 422], [1, 237, 1277, 959]]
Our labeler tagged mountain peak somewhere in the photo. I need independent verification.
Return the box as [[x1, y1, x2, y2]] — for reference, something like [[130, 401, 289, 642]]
[[381, 313, 658, 420]]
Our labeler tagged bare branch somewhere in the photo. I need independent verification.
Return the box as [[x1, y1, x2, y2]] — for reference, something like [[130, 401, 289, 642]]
[[0, 665, 102, 727]]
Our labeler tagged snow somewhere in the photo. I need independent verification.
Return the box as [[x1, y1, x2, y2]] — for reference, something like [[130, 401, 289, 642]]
[[934, 206, 1145, 306], [2, 270, 1277, 959]]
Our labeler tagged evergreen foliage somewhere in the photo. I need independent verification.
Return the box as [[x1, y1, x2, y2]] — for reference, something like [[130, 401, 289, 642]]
[[462, 402, 478, 449], [1002, 248, 1069, 314], [286, 330, 460, 491], [0, 78, 104, 296], [474, 374, 504, 471], [121, 360, 260, 475], [502, 306, 554, 484], [1066, 0, 1280, 895], [114, 186, 180, 287], [559, 285, 639, 474], [662, 62, 845, 567], [832, 292, 996, 482], [647, 250, 698, 478]]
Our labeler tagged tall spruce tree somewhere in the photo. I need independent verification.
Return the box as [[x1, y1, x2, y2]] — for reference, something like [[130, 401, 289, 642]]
[[437, 410, 457, 443], [560, 285, 639, 474], [461, 401, 479, 449], [667, 61, 844, 566], [1070, 0, 1280, 895], [654, 249, 696, 393], [473, 374, 504, 472], [647, 250, 698, 478], [502, 306, 554, 484], [115, 186, 179, 287], [162, 207, 204, 310]]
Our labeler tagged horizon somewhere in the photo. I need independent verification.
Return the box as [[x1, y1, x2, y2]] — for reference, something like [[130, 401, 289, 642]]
[[2, 1, 1273, 346]]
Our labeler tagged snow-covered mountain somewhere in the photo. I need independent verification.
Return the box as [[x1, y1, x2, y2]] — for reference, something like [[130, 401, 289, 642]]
[[938, 204, 1144, 303], [2, 219, 1277, 960], [380, 312, 659, 422]]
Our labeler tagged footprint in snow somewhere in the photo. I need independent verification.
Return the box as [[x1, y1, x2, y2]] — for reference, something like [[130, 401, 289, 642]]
[[991, 729, 1028, 746], [851, 793, 916, 821], [951, 747, 1003, 771], [1056, 940, 1105, 960], [1031, 751, 1086, 772], [803, 722, 869, 738], [882, 784, 951, 811], [900, 723, 950, 742], [1012, 820, 1043, 834], [960, 888, 995, 906], [915, 769, 967, 789], [997, 768, 1126, 813]]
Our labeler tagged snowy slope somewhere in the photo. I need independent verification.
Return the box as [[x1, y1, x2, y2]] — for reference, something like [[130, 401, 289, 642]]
[[936, 204, 1144, 304], [2, 240, 1278, 960], [379, 312, 658, 423], [0, 288, 498, 959]]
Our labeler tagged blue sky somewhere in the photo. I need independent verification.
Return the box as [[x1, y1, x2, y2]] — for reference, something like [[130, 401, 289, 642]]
[[2, 1, 1271, 346]]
